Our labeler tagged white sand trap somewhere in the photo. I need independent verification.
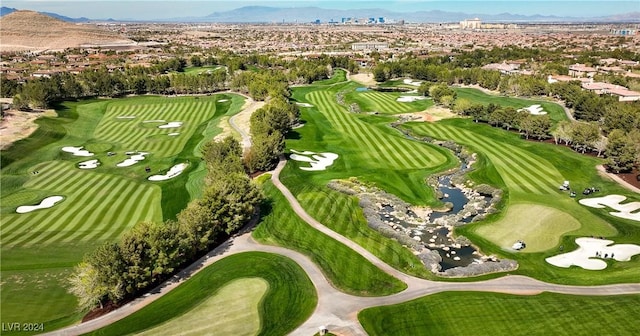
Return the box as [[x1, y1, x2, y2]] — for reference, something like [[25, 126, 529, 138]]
[[218, 99, 229, 102], [168, 132, 180, 136], [158, 121, 183, 129], [580, 195, 640, 222], [546, 237, 640, 270], [148, 163, 188, 181], [295, 102, 314, 107], [143, 120, 166, 123], [116, 152, 149, 167], [78, 159, 100, 169], [397, 96, 428, 103], [16, 196, 64, 213], [518, 104, 547, 115], [290, 150, 338, 171], [403, 78, 422, 86], [116, 116, 136, 119], [62, 146, 94, 157]]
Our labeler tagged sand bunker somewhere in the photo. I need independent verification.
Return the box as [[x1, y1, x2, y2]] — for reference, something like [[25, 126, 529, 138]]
[[148, 163, 188, 181], [143, 120, 166, 123], [403, 79, 422, 86], [218, 99, 229, 102], [78, 159, 100, 169], [290, 149, 338, 171], [579, 195, 640, 222], [158, 122, 183, 129], [168, 133, 180, 136], [546, 237, 640, 270], [16, 196, 64, 213], [295, 102, 314, 108], [518, 104, 547, 115], [62, 146, 94, 157], [397, 96, 428, 103], [116, 115, 136, 119], [116, 152, 149, 167]]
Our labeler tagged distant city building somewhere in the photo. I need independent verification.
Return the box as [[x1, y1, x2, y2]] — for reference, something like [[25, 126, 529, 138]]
[[460, 18, 482, 29], [378, 17, 385, 23], [351, 42, 388, 51], [611, 29, 637, 36], [313, 19, 321, 24]]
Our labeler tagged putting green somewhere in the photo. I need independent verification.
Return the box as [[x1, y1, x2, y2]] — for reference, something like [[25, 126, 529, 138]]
[[474, 204, 581, 252], [138, 278, 267, 336]]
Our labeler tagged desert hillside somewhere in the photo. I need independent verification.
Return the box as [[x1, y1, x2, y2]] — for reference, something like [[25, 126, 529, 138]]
[[0, 10, 134, 52]]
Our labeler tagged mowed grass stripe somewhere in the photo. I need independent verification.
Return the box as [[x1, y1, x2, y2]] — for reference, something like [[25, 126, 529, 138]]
[[97, 101, 215, 157], [308, 92, 390, 166], [29, 174, 127, 246], [16, 174, 120, 247], [439, 125, 561, 193], [414, 123, 561, 194], [309, 91, 439, 169], [59, 180, 138, 244], [98, 187, 159, 242], [361, 92, 411, 113], [439, 126, 547, 194], [424, 124, 544, 194], [81, 183, 152, 243]]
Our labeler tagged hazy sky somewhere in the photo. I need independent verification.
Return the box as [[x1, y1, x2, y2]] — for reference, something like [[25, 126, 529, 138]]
[[3, 1, 639, 20]]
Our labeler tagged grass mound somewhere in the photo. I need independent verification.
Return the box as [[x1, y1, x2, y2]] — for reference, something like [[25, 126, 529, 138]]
[[87, 252, 317, 336], [138, 278, 267, 336]]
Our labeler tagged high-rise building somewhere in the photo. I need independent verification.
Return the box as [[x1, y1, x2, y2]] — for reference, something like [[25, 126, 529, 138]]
[[460, 18, 482, 29]]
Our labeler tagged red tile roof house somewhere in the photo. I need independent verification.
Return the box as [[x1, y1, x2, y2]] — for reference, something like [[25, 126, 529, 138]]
[[569, 63, 597, 77], [605, 87, 640, 102]]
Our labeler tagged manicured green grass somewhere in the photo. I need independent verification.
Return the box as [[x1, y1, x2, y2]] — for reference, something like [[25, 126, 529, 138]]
[[347, 90, 432, 114], [253, 181, 407, 296], [0, 94, 242, 329], [280, 84, 459, 279], [475, 203, 581, 252], [454, 87, 568, 123], [86, 252, 317, 336], [304, 89, 448, 171], [138, 278, 267, 336], [403, 118, 640, 284], [312, 69, 347, 85], [359, 291, 640, 336], [183, 65, 223, 75]]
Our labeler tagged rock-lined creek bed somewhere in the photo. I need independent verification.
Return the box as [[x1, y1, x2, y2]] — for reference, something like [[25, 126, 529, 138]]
[[328, 138, 517, 277]]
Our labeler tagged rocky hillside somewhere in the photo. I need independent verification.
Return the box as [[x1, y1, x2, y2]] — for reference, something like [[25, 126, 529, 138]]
[[0, 10, 133, 52]]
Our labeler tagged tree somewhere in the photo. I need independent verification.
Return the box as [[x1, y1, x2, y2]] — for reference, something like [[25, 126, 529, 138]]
[[452, 98, 473, 115], [551, 120, 574, 145], [592, 136, 608, 157], [571, 122, 600, 153], [68, 262, 108, 311], [606, 129, 636, 173], [190, 55, 203, 67]]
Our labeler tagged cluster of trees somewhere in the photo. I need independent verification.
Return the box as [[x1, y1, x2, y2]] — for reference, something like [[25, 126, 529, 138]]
[[552, 121, 640, 172], [245, 97, 300, 172], [69, 137, 262, 311], [5, 53, 357, 107], [452, 101, 553, 140]]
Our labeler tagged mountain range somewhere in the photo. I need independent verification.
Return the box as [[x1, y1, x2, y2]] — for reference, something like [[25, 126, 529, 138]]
[[1, 5, 639, 23]]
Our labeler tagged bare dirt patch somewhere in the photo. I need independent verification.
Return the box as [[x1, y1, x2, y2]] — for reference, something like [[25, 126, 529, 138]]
[[228, 99, 265, 150], [350, 73, 378, 86], [397, 105, 458, 122], [0, 109, 54, 150]]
